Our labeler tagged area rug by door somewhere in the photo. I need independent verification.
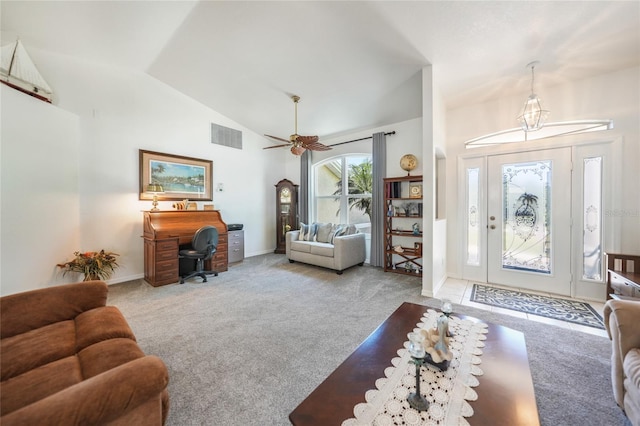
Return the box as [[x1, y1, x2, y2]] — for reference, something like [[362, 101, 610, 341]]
[[470, 284, 605, 329]]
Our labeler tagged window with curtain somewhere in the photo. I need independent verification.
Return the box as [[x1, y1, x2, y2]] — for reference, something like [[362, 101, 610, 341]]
[[313, 155, 372, 234]]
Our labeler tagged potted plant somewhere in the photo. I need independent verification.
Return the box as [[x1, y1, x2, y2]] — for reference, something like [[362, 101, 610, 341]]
[[57, 250, 120, 281]]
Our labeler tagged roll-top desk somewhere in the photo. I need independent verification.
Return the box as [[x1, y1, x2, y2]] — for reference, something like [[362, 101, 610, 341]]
[[143, 210, 228, 286]]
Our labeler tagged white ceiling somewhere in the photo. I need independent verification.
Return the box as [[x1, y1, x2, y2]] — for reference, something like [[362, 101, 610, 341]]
[[2, 1, 639, 143]]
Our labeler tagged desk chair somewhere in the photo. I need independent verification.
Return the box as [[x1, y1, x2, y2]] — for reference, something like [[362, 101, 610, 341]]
[[179, 225, 219, 284]]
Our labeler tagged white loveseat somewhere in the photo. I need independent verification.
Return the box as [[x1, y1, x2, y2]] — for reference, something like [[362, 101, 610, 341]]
[[285, 223, 366, 274]]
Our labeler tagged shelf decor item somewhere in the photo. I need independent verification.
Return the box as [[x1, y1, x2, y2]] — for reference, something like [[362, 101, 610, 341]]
[[145, 183, 164, 211], [400, 154, 418, 175], [57, 250, 120, 281], [406, 332, 429, 411], [409, 183, 422, 198]]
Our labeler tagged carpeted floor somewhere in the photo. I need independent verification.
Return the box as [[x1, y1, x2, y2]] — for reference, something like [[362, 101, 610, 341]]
[[470, 283, 605, 329], [107, 254, 629, 426]]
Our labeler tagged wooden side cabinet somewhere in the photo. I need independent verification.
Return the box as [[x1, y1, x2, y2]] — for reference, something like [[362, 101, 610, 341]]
[[275, 179, 298, 254], [606, 253, 640, 300]]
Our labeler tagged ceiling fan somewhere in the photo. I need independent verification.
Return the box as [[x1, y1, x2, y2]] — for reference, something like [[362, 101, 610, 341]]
[[264, 95, 332, 156]]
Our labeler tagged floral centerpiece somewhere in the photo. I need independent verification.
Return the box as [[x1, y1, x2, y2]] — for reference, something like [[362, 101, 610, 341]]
[[57, 250, 120, 281]]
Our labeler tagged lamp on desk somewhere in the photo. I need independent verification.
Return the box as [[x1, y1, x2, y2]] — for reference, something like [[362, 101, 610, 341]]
[[146, 183, 164, 211]]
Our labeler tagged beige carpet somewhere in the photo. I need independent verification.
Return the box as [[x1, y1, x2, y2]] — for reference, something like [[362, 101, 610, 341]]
[[107, 253, 628, 426]]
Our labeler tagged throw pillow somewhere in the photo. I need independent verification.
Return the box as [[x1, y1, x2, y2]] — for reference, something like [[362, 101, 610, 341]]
[[298, 223, 317, 241], [315, 222, 333, 243], [343, 224, 357, 235], [329, 225, 346, 244]]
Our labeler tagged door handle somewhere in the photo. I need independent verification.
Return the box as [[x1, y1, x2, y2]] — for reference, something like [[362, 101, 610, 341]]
[[490, 225, 496, 230], [489, 216, 496, 221]]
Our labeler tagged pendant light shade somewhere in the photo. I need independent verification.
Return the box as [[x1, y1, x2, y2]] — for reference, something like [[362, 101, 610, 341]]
[[291, 145, 306, 156], [517, 62, 549, 131]]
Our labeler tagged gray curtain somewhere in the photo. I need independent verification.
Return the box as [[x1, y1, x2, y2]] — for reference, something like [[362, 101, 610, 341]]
[[370, 132, 386, 267], [299, 150, 310, 224]]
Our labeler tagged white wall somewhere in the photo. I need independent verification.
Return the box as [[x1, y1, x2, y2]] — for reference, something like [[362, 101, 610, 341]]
[[445, 66, 640, 280], [0, 49, 287, 295], [315, 118, 423, 172], [1, 86, 81, 295], [431, 65, 448, 295]]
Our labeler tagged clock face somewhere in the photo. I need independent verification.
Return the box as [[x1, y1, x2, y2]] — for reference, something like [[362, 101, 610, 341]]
[[400, 154, 418, 172], [280, 187, 291, 203]]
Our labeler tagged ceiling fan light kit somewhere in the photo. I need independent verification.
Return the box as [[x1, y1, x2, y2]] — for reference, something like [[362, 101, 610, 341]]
[[264, 95, 331, 156]]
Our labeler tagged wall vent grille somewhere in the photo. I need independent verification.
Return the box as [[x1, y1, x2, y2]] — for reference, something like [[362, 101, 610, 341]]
[[211, 123, 242, 149]]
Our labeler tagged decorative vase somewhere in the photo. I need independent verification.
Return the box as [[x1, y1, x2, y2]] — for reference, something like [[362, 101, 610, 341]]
[[84, 274, 99, 282]]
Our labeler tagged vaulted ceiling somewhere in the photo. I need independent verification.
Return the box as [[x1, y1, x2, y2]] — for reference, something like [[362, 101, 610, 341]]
[[2, 1, 639, 143]]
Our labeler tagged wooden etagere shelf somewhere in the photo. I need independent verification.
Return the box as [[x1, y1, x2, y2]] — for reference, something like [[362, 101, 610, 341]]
[[384, 175, 423, 277]]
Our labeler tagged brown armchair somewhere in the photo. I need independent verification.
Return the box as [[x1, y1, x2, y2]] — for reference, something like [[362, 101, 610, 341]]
[[1, 281, 169, 425], [604, 299, 640, 425]]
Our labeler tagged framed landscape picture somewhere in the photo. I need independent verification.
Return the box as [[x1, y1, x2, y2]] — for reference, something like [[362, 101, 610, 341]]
[[139, 150, 213, 201]]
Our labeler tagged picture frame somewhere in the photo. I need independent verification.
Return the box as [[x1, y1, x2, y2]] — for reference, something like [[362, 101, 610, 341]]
[[139, 150, 213, 201], [409, 183, 422, 198]]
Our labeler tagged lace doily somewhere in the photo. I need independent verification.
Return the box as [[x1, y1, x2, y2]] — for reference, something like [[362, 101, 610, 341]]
[[342, 309, 488, 426]]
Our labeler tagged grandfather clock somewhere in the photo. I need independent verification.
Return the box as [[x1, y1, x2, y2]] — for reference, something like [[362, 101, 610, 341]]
[[275, 179, 299, 254]]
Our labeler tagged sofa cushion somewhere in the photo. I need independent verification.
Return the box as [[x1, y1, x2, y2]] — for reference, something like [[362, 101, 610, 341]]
[[624, 348, 640, 393], [309, 243, 335, 258], [1, 320, 76, 381], [79, 338, 146, 379], [315, 222, 334, 243], [624, 348, 640, 424], [1, 356, 82, 416], [298, 223, 317, 241], [290, 240, 312, 253], [0, 281, 108, 339], [75, 306, 137, 351]]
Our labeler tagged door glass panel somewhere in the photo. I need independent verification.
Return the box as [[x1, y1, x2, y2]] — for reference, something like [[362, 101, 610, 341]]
[[583, 157, 602, 280], [467, 168, 480, 265], [502, 160, 551, 274]]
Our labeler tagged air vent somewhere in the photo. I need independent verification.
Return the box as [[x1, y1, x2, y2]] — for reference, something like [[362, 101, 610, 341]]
[[211, 123, 242, 149]]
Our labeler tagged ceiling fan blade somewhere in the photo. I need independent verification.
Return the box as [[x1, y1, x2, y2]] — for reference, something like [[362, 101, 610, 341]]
[[296, 135, 319, 144], [265, 134, 292, 144], [298, 136, 332, 151], [263, 144, 290, 150], [306, 143, 332, 151]]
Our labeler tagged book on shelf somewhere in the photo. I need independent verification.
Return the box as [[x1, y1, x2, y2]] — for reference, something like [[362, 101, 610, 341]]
[[386, 181, 402, 198]]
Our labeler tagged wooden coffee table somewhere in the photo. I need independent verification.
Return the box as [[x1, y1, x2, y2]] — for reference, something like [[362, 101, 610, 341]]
[[289, 302, 540, 425]]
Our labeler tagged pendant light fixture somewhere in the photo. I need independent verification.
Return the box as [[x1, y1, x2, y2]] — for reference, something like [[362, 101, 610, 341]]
[[464, 60, 613, 148], [517, 61, 549, 132]]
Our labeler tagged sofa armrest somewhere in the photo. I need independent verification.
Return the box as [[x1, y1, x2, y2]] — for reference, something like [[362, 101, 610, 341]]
[[0, 355, 169, 426], [286, 230, 301, 257], [1, 281, 108, 339], [605, 299, 640, 360], [604, 299, 640, 408], [333, 233, 366, 270]]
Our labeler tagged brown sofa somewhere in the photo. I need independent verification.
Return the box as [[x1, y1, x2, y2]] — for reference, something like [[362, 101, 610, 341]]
[[604, 299, 640, 426], [0, 281, 169, 425]]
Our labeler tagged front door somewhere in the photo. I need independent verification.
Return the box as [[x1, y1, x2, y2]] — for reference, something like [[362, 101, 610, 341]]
[[487, 148, 572, 295]]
